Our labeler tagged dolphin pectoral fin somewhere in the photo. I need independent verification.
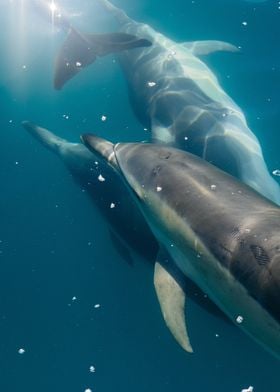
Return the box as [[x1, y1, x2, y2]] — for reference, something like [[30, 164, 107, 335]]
[[154, 253, 193, 353], [181, 40, 239, 56]]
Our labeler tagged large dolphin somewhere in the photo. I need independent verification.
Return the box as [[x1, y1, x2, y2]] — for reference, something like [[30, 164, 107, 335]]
[[56, 0, 280, 204], [22, 121, 226, 318], [82, 133, 280, 358]]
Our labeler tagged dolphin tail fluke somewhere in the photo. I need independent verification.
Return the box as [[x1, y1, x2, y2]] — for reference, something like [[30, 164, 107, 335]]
[[22, 121, 70, 155], [154, 250, 193, 353], [54, 28, 151, 90], [96, 0, 133, 25]]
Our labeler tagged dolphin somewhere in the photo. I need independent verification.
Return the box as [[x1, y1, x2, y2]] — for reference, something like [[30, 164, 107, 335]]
[[57, 0, 280, 204], [82, 133, 280, 358], [21, 121, 158, 264], [22, 121, 227, 319], [31, 0, 152, 89]]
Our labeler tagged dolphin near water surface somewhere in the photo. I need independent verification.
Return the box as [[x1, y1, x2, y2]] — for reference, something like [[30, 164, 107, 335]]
[[56, 0, 280, 204], [82, 133, 280, 359]]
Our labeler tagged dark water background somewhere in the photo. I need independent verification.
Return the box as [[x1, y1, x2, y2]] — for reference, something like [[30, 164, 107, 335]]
[[0, 0, 279, 391]]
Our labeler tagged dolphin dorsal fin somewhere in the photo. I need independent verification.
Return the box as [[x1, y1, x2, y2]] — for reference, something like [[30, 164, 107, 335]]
[[154, 249, 193, 353], [181, 40, 239, 56]]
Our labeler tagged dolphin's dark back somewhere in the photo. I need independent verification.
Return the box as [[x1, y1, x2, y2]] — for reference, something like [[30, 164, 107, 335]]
[[114, 143, 280, 325]]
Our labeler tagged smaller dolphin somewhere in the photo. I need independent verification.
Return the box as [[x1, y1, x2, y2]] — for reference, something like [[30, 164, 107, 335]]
[[82, 133, 280, 358], [22, 121, 158, 263], [31, 0, 152, 89]]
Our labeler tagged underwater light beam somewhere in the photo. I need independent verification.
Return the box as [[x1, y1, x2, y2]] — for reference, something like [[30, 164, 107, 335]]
[[31, 0, 72, 32]]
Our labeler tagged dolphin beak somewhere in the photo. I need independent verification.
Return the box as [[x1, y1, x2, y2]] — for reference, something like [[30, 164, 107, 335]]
[[80, 134, 119, 170]]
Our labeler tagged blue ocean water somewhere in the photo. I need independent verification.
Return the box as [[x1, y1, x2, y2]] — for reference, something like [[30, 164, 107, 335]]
[[0, 1, 279, 391]]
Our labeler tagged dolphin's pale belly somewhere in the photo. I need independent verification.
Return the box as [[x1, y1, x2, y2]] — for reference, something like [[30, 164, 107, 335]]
[[113, 141, 280, 357], [142, 165, 280, 358]]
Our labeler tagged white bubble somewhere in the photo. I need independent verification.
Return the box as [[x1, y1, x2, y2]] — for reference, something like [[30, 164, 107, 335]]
[[89, 365, 96, 373], [242, 21, 248, 26], [272, 169, 280, 176], [76, 61, 82, 67], [241, 386, 254, 392], [210, 184, 217, 190], [147, 81, 156, 87], [110, 203, 115, 209], [94, 304, 100, 308], [72, 296, 77, 301], [156, 186, 162, 192], [84, 389, 92, 392], [101, 115, 107, 121], [18, 348, 25, 354], [236, 315, 244, 324], [98, 174, 105, 182]]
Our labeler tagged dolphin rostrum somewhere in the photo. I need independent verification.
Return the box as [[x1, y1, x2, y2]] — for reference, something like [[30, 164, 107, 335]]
[[82, 133, 280, 358], [31, 0, 152, 89], [61, 0, 279, 204]]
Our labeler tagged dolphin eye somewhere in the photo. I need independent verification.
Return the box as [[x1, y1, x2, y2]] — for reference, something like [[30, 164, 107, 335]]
[[250, 245, 270, 266]]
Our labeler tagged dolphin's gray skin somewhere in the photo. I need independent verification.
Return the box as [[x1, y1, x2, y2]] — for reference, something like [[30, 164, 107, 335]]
[[61, 0, 279, 204], [82, 133, 280, 359], [31, 0, 152, 89], [22, 121, 228, 319]]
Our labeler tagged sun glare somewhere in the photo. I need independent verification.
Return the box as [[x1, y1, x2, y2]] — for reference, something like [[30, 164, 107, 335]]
[[49, 1, 57, 13]]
